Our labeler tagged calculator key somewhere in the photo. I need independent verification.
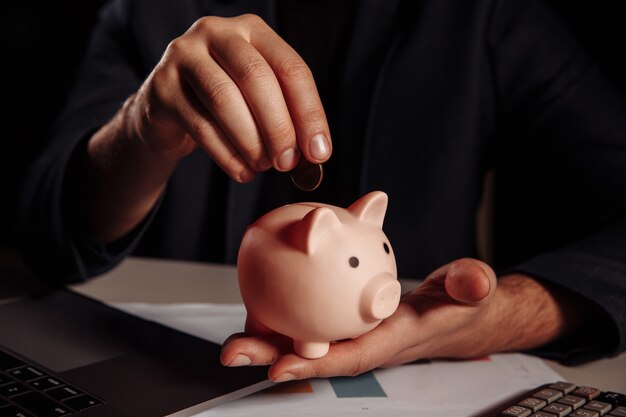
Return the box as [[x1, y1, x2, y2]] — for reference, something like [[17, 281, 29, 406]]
[[608, 406, 626, 417], [0, 352, 25, 371], [29, 377, 62, 391], [9, 367, 45, 383], [559, 395, 587, 410], [64, 394, 103, 411], [584, 401, 612, 416], [544, 402, 572, 417], [11, 391, 70, 416], [519, 398, 547, 412], [0, 405, 34, 417], [550, 382, 577, 394], [598, 393, 626, 407], [573, 387, 602, 401], [501, 405, 531, 416], [533, 389, 564, 403], [46, 385, 81, 401], [0, 382, 31, 397], [529, 412, 557, 417], [572, 409, 600, 417]]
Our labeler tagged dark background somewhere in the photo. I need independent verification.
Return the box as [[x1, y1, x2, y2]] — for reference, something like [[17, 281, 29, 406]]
[[1, 1, 625, 251], [1, 0, 107, 249]]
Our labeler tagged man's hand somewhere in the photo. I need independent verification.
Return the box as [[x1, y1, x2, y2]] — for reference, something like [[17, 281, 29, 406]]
[[81, 14, 332, 243], [126, 14, 332, 182], [221, 258, 574, 382]]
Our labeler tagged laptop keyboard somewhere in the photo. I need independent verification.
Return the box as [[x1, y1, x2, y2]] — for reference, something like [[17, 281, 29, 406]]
[[0, 347, 103, 416]]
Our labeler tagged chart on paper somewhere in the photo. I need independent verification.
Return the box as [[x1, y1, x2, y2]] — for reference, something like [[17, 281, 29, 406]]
[[264, 371, 387, 398]]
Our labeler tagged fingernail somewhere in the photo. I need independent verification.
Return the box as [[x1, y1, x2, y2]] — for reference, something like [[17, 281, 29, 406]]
[[228, 354, 252, 367], [273, 372, 296, 382], [240, 168, 255, 183], [309, 134, 329, 161], [277, 148, 298, 171], [258, 157, 272, 171]]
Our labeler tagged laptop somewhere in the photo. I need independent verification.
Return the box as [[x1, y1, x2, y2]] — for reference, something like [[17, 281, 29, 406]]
[[0, 257, 272, 417]]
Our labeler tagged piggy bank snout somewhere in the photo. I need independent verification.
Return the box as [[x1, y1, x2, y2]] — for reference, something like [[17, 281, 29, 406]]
[[360, 273, 401, 322]]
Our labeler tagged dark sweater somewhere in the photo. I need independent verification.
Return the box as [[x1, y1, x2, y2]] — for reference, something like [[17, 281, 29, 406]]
[[20, 0, 626, 364]]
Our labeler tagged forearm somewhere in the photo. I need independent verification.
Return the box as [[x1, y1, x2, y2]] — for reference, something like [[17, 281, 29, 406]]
[[468, 274, 590, 357], [67, 95, 180, 243]]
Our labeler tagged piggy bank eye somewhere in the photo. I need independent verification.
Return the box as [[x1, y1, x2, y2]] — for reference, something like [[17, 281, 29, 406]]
[[349, 256, 359, 268], [383, 242, 390, 254]]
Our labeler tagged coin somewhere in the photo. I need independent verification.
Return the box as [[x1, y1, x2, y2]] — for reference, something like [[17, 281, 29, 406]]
[[290, 159, 323, 191]]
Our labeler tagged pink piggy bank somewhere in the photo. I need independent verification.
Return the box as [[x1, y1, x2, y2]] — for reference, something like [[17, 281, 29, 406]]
[[237, 191, 401, 359]]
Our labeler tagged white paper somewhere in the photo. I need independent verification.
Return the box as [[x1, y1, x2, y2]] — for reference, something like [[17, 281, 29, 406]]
[[112, 302, 563, 417], [112, 302, 246, 344]]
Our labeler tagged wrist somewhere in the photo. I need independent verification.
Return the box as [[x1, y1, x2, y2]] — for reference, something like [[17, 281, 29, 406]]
[[82, 95, 182, 243], [484, 274, 574, 353]]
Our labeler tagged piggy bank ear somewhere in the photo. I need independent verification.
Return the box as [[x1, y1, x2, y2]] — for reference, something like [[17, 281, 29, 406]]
[[348, 191, 388, 228], [297, 207, 342, 254]]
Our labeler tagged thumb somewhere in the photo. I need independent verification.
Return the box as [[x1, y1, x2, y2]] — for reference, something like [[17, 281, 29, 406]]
[[443, 258, 497, 305]]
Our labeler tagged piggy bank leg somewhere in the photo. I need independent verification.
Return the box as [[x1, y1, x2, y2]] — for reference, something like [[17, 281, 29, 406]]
[[245, 315, 274, 335], [293, 340, 330, 359]]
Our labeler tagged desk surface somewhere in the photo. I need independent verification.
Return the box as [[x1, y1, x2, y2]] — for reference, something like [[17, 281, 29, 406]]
[[70, 256, 626, 393]]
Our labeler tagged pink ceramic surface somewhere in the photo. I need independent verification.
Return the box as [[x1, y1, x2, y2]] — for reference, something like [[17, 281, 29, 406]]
[[237, 191, 401, 359]]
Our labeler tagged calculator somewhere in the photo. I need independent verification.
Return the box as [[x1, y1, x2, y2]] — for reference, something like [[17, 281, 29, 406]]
[[479, 381, 626, 417]]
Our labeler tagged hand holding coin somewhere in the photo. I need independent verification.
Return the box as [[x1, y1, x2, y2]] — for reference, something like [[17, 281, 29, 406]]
[[290, 158, 324, 191]]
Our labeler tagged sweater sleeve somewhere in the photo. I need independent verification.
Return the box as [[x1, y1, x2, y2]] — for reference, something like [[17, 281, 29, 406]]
[[488, 0, 626, 363], [18, 0, 151, 284]]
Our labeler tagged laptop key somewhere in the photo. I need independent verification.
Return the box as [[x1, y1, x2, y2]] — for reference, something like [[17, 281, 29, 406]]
[[0, 383, 31, 398], [0, 405, 34, 417], [9, 368, 45, 383], [46, 386, 81, 401], [0, 374, 14, 385], [64, 394, 102, 411], [11, 392, 71, 416], [0, 352, 25, 371], [29, 377, 62, 391]]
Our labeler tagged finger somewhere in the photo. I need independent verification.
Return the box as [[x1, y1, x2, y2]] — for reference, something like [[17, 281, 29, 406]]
[[411, 258, 496, 306], [250, 21, 332, 165], [268, 342, 373, 382], [267, 320, 403, 382], [210, 33, 299, 171], [177, 42, 272, 172], [221, 333, 293, 367], [444, 258, 496, 305], [160, 74, 255, 182]]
